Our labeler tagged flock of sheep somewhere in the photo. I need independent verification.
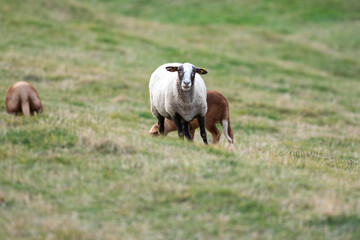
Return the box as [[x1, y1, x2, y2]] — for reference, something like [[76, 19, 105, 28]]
[[4, 62, 233, 144]]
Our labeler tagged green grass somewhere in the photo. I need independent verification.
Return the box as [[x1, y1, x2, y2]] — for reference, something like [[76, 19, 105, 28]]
[[0, 0, 359, 239]]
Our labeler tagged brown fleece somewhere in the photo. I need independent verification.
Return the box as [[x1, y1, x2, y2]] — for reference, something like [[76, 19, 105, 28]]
[[149, 91, 233, 144], [5, 81, 43, 116]]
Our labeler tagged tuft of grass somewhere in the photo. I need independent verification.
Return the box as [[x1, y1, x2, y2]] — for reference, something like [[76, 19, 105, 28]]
[[0, 126, 77, 150]]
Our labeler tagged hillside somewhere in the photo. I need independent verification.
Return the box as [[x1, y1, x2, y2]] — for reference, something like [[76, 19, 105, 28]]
[[0, 0, 360, 239]]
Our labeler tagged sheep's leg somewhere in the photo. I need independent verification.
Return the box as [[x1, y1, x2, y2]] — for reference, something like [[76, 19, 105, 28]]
[[35, 108, 43, 115], [197, 116, 208, 145], [158, 115, 165, 135], [208, 125, 221, 144], [173, 114, 184, 139], [183, 122, 192, 141], [190, 128, 196, 140], [21, 101, 30, 117]]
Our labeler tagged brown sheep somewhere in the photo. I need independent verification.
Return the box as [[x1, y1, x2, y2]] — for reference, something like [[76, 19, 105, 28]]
[[149, 90, 234, 144], [5, 81, 43, 116]]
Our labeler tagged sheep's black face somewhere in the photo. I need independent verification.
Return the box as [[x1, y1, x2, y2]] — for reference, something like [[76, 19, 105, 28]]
[[166, 63, 208, 92], [180, 63, 194, 91], [177, 65, 185, 85]]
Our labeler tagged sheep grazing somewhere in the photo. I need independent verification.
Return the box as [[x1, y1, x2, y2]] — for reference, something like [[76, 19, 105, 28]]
[[5, 81, 43, 116], [149, 91, 234, 144], [149, 62, 208, 144]]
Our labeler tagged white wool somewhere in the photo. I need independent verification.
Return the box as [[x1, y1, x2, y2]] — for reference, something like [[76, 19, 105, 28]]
[[149, 62, 207, 122]]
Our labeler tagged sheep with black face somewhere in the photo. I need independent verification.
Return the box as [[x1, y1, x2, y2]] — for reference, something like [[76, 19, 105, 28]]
[[149, 62, 208, 144]]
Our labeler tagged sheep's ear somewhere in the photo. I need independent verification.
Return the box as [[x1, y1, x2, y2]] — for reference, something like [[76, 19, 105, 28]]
[[196, 68, 208, 75], [166, 66, 179, 72]]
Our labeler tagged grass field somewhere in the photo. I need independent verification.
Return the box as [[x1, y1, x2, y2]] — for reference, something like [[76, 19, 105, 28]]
[[0, 0, 360, 239]]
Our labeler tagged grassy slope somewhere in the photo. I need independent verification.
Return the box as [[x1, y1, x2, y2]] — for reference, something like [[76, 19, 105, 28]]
[[0, 0, 360, 239]]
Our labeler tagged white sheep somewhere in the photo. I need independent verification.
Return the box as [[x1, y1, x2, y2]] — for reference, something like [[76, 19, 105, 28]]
[[149, 62, 208, 144]]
